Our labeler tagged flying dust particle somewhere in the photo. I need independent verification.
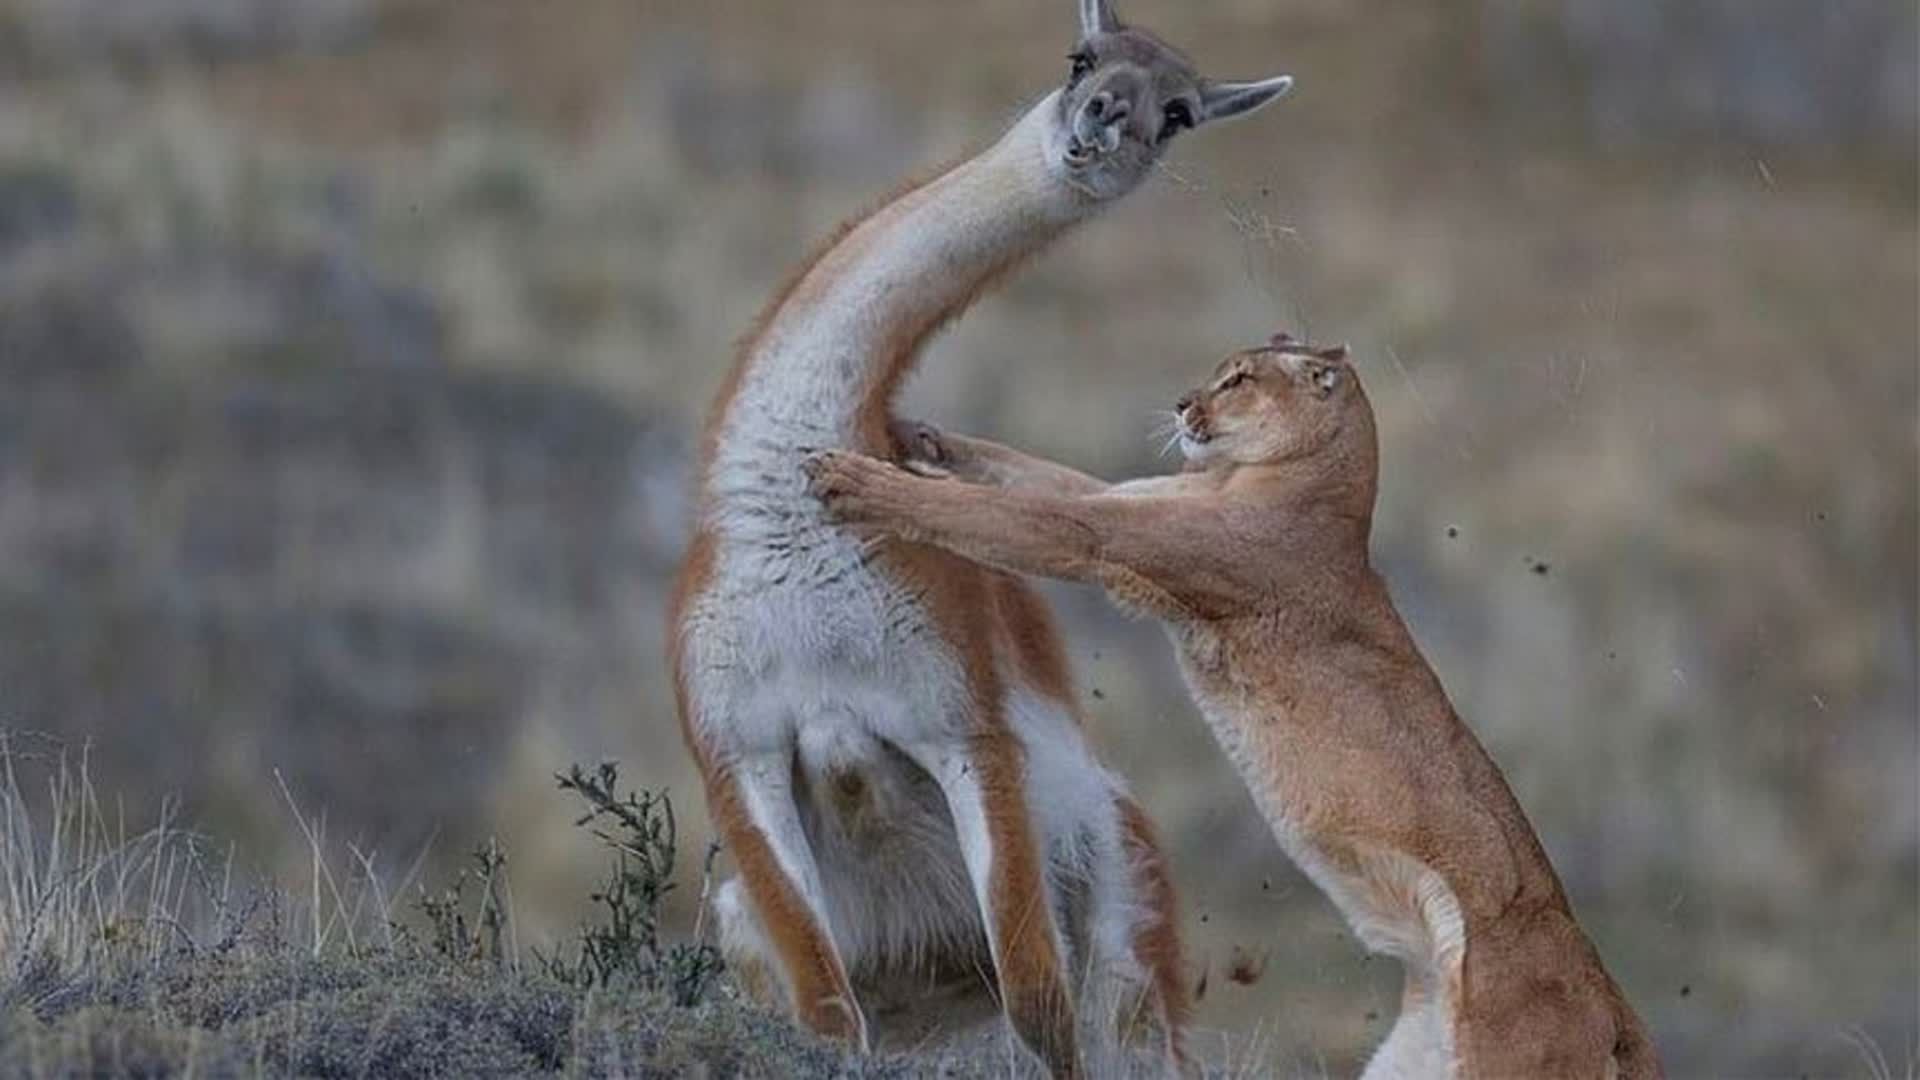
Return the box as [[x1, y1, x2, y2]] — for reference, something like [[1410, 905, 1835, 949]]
[[1227, 947, 1268, 986]]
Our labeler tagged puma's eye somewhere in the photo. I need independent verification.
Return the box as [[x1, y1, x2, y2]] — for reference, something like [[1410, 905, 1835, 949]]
[[1221, 370, 1250, 391], [1160, 100, 1194, 140], [1068, 51, 1094, 84]]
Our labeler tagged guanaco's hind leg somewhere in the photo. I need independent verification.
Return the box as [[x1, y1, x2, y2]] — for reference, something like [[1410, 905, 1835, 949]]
[[712, 876, 786, 1008], [907, 732, 1081, 1077], [703, 751, 870, 1049], [1115, 796, 1191, 1073]]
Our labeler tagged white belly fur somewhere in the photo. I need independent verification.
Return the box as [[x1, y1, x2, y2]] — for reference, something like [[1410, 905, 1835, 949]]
[[683, 488, 1136, 988]]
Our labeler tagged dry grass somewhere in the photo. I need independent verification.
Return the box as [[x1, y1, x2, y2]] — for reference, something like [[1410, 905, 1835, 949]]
[[0, 733, 208, 992]]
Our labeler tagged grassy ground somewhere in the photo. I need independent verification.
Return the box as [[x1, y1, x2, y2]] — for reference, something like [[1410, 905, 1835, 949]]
[[0, 740, 1065, 1078], [3, 955, 875, 1078]]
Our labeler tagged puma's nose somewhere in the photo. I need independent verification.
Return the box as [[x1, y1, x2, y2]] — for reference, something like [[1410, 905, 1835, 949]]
[[1175, 393, 1213, 444]]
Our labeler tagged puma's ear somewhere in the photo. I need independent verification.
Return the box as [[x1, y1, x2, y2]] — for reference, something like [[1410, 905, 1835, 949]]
[[1309, 362, 1341, 395], [1278, 348, 1342, 395]]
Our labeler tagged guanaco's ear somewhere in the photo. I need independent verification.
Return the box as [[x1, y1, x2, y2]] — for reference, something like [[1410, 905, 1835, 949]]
[[1198, 75, 1295, 124], [1080, 0, 1119, 36]]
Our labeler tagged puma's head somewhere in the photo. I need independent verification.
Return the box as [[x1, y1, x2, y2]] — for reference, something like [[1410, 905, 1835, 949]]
[[1173, 333, 1372, 471]]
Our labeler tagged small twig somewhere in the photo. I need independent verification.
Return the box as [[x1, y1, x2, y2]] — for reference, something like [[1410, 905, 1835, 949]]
[[690, 840, 722, 946], [272, 769, 357, 956]]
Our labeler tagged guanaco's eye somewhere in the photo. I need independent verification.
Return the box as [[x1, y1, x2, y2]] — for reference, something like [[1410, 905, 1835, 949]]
[[1161, 100, 1194, 140], [1068, 51, 1095, 83]]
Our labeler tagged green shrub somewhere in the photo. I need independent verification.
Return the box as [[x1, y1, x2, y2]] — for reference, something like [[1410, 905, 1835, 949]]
[[536, 763, 724, 1006]]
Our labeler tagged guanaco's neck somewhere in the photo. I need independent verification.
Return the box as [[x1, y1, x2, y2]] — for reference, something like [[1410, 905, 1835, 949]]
[[707, 94, 1095, 485]]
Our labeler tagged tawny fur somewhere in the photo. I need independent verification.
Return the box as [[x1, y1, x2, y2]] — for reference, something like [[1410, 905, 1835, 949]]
[[809, 339, 1664, 1079], [667, 4, 1293, 1074]]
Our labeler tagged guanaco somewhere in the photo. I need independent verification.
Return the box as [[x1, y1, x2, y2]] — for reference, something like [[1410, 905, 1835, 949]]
[[807, 335, 1664, 1079], [666, 2, 1292, 1073]]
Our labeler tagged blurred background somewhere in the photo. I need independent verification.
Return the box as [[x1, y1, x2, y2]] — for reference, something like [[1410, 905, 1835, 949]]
[[0, 0, 1913, 1073]]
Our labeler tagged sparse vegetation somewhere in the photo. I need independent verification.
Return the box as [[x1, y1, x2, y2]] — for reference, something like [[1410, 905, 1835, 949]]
[[411, 840, 512, 970], [536, 763, 723, 1006], [0, 738, 954, 1077]]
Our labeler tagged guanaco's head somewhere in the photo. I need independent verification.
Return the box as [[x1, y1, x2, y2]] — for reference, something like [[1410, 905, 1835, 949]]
[[1174, 334, 1375, 476], [1050, 0, 1293, 200]]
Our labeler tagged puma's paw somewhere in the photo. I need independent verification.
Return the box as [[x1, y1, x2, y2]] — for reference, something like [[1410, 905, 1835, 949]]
[[888, 418, 954, 477], [803, 450, 904, 523]]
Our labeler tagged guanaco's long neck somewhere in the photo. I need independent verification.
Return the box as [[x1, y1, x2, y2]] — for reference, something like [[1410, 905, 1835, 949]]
[[708, 95, 1092, 483]]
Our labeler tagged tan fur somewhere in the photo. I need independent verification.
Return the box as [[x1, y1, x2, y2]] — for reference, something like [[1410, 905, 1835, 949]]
[[809, 340, 1663, 1079]]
